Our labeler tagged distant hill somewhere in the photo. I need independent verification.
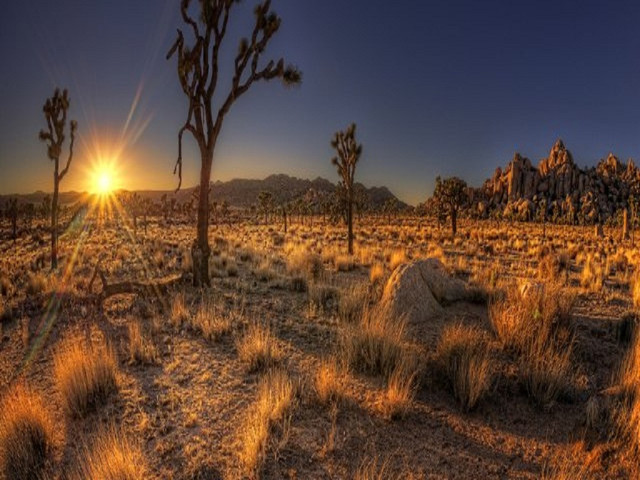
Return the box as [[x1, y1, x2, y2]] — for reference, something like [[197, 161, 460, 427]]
[[0, 174, 407, 211]]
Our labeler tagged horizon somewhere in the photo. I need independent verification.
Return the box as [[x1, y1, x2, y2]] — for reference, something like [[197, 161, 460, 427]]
[[3, 1, 640, 204]]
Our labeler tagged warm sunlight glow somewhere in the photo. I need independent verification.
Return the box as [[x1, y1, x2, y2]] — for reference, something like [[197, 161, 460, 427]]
[[90, 161, 119, 195]]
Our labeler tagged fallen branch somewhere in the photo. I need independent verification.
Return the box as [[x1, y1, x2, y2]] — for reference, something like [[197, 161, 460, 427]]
[[89, 261, 184, 302]]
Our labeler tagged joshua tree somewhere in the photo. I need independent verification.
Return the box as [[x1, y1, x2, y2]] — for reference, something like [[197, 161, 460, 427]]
[[331, 123, 362, 255], [38, 88, 77, 270], [167, 0, 301, 286], [383, 197, 399, 224], [432, 176, 467, 236], [258, 191, 273, 223]]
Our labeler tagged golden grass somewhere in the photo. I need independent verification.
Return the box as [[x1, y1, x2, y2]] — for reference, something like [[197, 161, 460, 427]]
[[169, 291, 189, 329], [72, 428, 147, 480], [382, 359, 417, 419], [192, 299, 232, 341], [314, 358, 348, 406], [237, 323, 282, 372], [0, 384, 56, 480], [369, 262, 385, 285], [342, 307, 407, 379], [436, 323, 492, 412], [338, 283, 369, 324], [53, 334, 118, 417], [580, 254, 606, 292], [239, 369, 296, 477], [127, 321, 158, 365]]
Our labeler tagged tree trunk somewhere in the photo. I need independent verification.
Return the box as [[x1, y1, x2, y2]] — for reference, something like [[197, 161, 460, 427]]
[[194, 156, 212, 287], [283, 207, 287, 234], [51, 161, 59, 270], [451, 207, 457, 236], [347, 191, 354, 255]]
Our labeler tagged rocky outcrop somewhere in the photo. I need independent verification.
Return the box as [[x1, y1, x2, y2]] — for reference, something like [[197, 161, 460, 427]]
[[467, 139, 640, 224]]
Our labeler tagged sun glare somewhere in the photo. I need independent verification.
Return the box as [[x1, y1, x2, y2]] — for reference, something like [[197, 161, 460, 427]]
[[91, 163, 118, 195]]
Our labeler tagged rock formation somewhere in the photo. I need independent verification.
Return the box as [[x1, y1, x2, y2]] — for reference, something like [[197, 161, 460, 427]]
[[461, 139, 640, 224]]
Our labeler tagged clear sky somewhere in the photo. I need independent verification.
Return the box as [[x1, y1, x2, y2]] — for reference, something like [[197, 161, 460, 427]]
[[2, 0, 640, 204]]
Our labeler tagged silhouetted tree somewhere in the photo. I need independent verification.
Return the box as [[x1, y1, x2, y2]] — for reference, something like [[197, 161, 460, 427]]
[[258, 191, 273, 223], [167, 0, 301, 286], [38, 88, 77, 269], [331, 123, 362, 254], [432, 176, 467, 236], [9, 198, 18, 242]]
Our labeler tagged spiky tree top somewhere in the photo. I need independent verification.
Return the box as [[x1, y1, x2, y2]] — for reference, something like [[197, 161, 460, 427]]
[[331, 123, 362, 193], [166, 0, 302, 190], [38, 89, 77, 180], [433, 176, 468, 212]]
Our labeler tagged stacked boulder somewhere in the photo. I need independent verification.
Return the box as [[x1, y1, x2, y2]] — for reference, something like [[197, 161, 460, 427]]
[[471, 139, 640, 224]]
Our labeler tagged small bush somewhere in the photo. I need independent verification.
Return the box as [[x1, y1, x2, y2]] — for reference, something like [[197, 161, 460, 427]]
[[436, 324, 492, 412], [0, 384, 56, 480], [53, 334, 118, 417], [237, 323, 282, 372], [338, 283, 369, 323], [369, 263, 385, 285], [383, 359, 417, 419]]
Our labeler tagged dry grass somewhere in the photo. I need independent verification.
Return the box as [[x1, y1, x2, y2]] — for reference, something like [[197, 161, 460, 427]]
[[72, 428, 147, 480], [633, 275, 640, 310], [237, 323, 282, 372], [127, 321, 158, 365], [0, 384, 56, 480], [369, 262, 385, 285], [169, 291, 189, 329], [314, 358, 348, 406], [192, 299, 232, 341], [580, 254, 606, 292], [239, 369, 296, 477], [382, 359, 417, 419], [436, 323, 492, 412], [338, 283, 369, 323], [342, 307, 407, 379], [53, 334, 118, 417], [489, 283, 575, 406]]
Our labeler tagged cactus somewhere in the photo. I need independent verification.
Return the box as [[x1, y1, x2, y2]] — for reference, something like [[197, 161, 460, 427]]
[[331, 123, 362, 255], [167, 0, 302, 287], [38, 88, 77, 270]]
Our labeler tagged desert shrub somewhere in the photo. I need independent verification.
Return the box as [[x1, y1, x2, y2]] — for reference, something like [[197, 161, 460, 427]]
[[0, 384, 56, 480], [193, 299, 232, 342], [436, 324, 492, 411], [72, 428, 147, 480], [288, 275, 308, 293], [237, 323, 282, 372], [287, 248, 324, 281], [127, 321, 158, 365], [489, 283, 575, 406], [53, 334, 118, 417], [342, 307, 406, 379], [335, 255, 357, 272], [239, 369, 295, 476], [169, 292, 189, 329], [337, 283, 369, 323], [314, 359, 348, 406]]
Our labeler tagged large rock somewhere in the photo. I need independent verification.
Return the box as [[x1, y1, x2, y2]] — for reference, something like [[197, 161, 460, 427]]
[[380, 258, 473, 325]]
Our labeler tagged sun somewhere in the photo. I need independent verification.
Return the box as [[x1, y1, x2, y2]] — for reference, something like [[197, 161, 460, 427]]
[[91, 163, 118, 195]]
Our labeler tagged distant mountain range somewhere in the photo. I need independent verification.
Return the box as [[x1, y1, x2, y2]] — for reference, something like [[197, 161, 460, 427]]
[[0, 174, 407, 211]]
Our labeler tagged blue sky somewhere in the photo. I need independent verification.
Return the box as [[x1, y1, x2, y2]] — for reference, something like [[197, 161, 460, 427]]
[[2, 0, 640, 204]]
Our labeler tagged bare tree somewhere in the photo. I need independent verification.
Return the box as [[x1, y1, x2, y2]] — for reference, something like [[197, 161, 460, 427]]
[[331, 123, 362, 255], [167, 0, 301, 286], [38, 89, 77, 270]]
